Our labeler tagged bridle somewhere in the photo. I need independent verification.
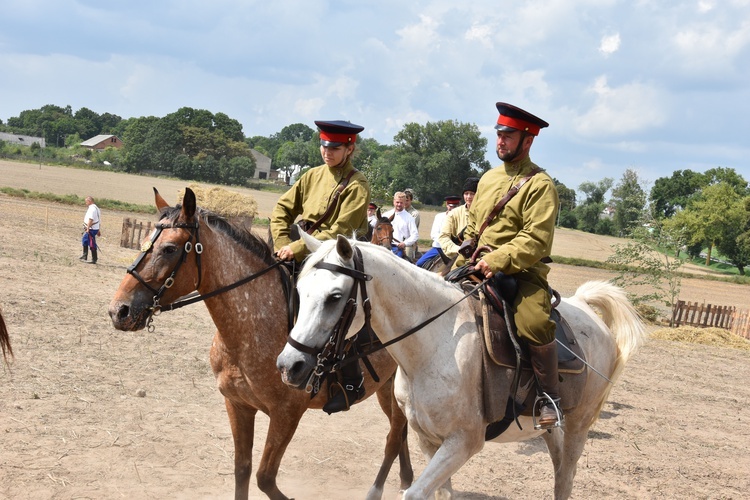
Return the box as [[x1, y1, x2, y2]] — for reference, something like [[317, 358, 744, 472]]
[[371, 218, 394, 247], [126, 215, 284, 332], [127, 219, 204, 323], [285, 245, 486, 396]]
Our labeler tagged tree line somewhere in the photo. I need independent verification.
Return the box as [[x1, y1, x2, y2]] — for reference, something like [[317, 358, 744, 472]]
[[2, 104, 749, 274]]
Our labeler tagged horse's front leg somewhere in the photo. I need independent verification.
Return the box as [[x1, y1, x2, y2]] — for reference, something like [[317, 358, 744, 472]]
[[224, 399, 257, 500], [255, 401, 308, 500], [404, 430, 484, 500], [368, 377, 413, 500]]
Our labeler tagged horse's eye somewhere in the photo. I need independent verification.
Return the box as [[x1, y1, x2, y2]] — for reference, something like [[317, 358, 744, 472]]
[[161, 244, 178, 255], [326, 293, 343, 305]]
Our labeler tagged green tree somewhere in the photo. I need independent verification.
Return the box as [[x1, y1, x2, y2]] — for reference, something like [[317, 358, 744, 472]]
[[275, 139, 312, 184], [574, 178, 613, 234], [607, 213, 685, 325], [649, 169, 704, 219], [386, 120, 490, 204], [610, 169, 646, 236]]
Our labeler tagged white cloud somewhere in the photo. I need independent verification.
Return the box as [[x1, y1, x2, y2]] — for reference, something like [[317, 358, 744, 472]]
[[575, 76, 666, 137], [599, 33, 621, 56], [464, 23, 494, 49]]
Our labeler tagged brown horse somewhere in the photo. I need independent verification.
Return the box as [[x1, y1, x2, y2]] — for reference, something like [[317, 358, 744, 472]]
[[108, 188, 412, 500], [370, 210, 394, 249], [0, 308, 12, 367]]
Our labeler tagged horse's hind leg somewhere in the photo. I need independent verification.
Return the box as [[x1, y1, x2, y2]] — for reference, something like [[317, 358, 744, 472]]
[[367, 377, 413, 500], [542, 428, 588, 500], [225, 400, 257, 500]]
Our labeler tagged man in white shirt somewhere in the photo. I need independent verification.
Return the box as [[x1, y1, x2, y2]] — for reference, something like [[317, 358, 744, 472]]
[[383, 192, 419, 260], [80, 196, 102, 264]]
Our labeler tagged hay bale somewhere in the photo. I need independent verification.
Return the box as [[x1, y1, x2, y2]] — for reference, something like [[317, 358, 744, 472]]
[[651, 326, 750, 351], [178, 184, 258, 219]]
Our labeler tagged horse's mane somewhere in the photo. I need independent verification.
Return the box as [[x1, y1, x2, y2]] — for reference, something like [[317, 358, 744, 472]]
[[299, 238, 452, 289], [161, 205, 276, 266]]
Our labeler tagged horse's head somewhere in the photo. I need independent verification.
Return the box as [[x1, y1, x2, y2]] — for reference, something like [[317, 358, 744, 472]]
[[370, 210, 394, 249], [109, 187, 205, 331], [276, 233, 367, 389]]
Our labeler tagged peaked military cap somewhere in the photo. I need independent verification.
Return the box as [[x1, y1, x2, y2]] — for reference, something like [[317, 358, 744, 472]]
[[445, 195, 461, 207], [315, 120, 364, 147], [494, 103, 549, 136], [368, 202, 378, 209]]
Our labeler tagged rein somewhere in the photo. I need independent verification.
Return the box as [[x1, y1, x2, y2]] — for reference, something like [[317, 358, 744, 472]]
[[288, 247, 487, 392], [126, 217, 284, 332]]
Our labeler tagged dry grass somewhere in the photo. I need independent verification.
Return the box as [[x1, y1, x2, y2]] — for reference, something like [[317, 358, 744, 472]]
[[651, 325, 750, 350]]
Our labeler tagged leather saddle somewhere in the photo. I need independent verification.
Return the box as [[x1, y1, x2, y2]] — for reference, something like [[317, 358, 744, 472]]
[[447, 270, 588, 440]]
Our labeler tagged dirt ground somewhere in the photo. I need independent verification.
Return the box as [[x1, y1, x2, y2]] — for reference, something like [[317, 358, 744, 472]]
[[1, 162, 750, 499]]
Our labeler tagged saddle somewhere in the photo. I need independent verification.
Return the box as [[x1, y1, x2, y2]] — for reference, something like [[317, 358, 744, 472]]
[[447, 267, 588, 440]]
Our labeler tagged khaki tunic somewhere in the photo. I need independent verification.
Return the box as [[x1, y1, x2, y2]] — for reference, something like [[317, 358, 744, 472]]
[[271, 160, 370, 262], [438, 204, 469, 258], [456, 156, 559, 345]]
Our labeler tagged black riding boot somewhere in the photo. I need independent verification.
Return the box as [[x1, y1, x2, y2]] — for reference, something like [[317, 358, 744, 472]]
[[529, 340, 563, 429], [79, 246, 88, 261], [323, 360, 364, 414], [89, 247, 98, 264]]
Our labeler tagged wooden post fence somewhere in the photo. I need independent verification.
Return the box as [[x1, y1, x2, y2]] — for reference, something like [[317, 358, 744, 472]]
[[672, 300, 750, 339], [120, 217, 153, 250]]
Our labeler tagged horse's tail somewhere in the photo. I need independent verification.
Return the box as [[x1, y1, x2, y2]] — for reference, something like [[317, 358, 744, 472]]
[[0, 309, 12, 365], [573, 280, 647, 384]]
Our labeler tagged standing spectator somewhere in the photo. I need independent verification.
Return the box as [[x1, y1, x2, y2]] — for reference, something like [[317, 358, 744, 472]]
[[383, 192, 419, 260], [438, 177, 478, 259], [367, 202, 378, 228], [403, 189, 420, 260], [415, 195, 460, 268], [80, 196, 101, 264]]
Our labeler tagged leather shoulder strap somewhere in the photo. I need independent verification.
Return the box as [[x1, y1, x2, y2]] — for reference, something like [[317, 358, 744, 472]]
[[475, 168, 540, 241], [306, 168, 359, 234]]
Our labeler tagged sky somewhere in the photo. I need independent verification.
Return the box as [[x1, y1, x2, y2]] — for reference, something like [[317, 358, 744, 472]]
[[1, 0, 749, 195]]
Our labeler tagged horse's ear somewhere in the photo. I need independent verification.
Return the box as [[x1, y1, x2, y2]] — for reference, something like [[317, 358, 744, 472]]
[[388, 213, 395, 222], [376, 208, 382, 219], [182, 187, 196, 219], [335, 234, 353, 261], [154, 187, 169, 210], [300, 230, 322, 253]]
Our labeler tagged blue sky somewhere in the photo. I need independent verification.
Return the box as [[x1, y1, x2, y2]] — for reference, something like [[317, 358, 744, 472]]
[[1, 0, 749, 195]]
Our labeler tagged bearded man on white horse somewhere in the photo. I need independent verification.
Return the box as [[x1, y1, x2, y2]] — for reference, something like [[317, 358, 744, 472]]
[[455, 102, 562, 429]]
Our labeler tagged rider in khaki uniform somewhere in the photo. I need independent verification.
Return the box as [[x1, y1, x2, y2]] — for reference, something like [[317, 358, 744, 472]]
[[455, 102, 562, 429], [271, 120, 371, 263], [271, 120, 371, 414]]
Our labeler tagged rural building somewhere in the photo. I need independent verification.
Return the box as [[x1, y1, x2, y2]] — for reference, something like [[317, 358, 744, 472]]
[[80, 134, 124, 150], [250, 149, 272, 180], [0, 132, 46, 148]]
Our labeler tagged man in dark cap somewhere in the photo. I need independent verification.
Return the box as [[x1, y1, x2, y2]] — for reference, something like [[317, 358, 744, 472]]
[[415, 195, 460, 268], [439, 176, 479, 259], [367, 202, 378, 228], [455, 103, 562, 429], [271, 119, 371, 413]]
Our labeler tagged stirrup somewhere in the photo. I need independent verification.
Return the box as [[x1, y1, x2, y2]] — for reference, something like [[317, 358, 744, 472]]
[[532, 392, 564, 430]]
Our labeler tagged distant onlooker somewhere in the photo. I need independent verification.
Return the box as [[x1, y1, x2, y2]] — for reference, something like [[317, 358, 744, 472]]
[[80, 196, 101, 264]]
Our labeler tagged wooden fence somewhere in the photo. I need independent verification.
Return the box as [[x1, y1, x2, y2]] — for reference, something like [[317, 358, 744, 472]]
[[120, 217, 154, 250], [672, 300, 750, 339]]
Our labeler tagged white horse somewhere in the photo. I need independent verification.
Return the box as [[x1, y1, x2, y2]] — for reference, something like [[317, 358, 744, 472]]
[[277, 234, 647, 499]]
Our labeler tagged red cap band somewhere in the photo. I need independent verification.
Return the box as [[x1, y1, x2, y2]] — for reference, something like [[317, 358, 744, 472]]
[[497, 115, 541, 136], [320, 131, 357, 144]]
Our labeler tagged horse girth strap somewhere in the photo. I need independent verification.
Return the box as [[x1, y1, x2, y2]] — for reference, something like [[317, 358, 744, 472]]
[[475, 168, 540, 241], [305, 168, 359, 235]]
